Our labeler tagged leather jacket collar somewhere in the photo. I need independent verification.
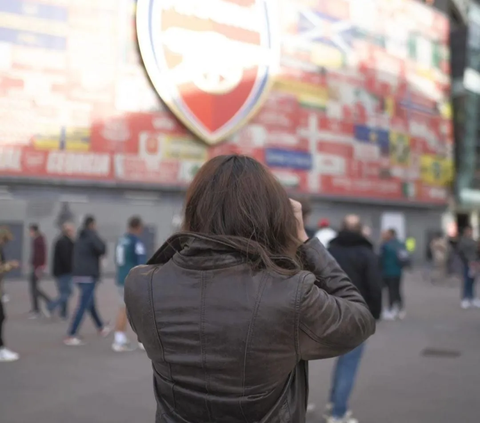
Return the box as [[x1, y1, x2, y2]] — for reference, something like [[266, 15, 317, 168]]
[[148, 233, 245, 270], [148, 232, 298, 271]]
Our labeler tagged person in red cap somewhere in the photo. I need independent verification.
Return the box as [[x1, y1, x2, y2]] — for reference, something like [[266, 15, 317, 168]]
[[315, 218, 337, 248]]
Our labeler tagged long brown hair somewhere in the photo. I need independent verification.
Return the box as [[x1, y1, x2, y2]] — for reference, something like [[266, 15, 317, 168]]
[[182, 155, 302, 274]]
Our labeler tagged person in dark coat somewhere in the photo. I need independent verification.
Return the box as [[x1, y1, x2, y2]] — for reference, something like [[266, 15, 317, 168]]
[[65, 216, 110, 346], [29, 224, 51, 318], [0, 227, 20, 362], [48, 222, 75, 319], [326, 215, 382, 423], [125, 156, 375, 423]]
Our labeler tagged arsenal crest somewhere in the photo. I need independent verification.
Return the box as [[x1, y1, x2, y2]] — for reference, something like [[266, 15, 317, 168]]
[[136, 0, 280, 145]]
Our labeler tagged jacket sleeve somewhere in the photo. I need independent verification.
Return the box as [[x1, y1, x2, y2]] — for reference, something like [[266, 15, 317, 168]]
[[379, 243, 386, 264], [124, 267, 149, 341], [52, 239, 60, 277], [124, 266, 165, 363], [363, 251, 383, 320], [90, 233, 106, 256], [297, 238, 376, 361], [34, 237, 46, 268], [135, 241, 147, 265], [457, 239, 468, 263]]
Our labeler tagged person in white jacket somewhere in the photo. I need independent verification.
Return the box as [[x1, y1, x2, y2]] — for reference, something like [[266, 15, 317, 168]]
[[315, 218, 337, 248]]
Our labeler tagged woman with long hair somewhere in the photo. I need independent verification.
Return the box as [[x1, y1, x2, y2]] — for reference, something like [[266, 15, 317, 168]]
[[125, 155, 375, 422]]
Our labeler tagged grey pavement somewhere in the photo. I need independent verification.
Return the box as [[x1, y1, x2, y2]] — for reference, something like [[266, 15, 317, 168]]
[[0, 272, 479, 423]]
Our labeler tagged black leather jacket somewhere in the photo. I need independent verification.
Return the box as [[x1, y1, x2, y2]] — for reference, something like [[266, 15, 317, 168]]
[[125, 234, 375, 423]]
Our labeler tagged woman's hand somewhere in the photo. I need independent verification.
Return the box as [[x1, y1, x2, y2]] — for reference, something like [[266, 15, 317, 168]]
[[290, 199, 309, 243]]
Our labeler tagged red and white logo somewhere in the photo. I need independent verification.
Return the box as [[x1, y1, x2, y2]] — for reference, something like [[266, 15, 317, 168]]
[[136, 0, 280, 145]]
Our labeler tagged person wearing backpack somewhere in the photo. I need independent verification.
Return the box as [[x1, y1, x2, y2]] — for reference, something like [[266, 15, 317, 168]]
[[380, 228, 408, 320]]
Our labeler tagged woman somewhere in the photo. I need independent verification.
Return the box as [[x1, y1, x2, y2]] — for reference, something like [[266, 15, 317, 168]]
[[125, 155, 375, 422]]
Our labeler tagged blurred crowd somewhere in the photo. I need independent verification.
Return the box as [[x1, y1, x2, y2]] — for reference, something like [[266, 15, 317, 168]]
[[0, 215, 147, 362]]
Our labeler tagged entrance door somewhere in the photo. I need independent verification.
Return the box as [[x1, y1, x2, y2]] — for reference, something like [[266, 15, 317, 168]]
[[0, 222, 24, 279]]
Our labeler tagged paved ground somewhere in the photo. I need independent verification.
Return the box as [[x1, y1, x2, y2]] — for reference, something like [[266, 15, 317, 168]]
[[0, 271, 478, 423]]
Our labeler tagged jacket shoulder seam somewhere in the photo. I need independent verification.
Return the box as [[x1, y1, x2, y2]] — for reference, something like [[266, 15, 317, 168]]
[[200, 271, 213, 421], [240, 272, 268, 422], [148, 266, 177, 408], [294, 273, 309, 361]]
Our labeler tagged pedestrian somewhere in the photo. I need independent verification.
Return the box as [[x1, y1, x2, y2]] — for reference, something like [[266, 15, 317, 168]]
[[28, 224, 52, 319], [0, 258, 20, 362], [48, 222, 75, 319], [326, 215, 382, 423], [429, 231, 449, 283], [380, 229, 408, 320], [112, 216, 146, 352], [64, 216, 110, 346], [125, 155, 375, 423], [457, 225, 480, 309], [315, 218, 337, 248]]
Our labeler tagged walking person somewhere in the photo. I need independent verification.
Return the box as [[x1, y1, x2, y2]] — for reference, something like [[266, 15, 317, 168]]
[[64, 216, 110, 346], [429, 232, 449, 284], [125, 155, 375, 423], [380, 229, 408, 320], [48, 222, 75, 319], [457, 225, 480, 309], [0, 258, 20, 362], [29, 224, 52, 319], [326, 215, 382, 423], [112, 216, 146, 352]]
